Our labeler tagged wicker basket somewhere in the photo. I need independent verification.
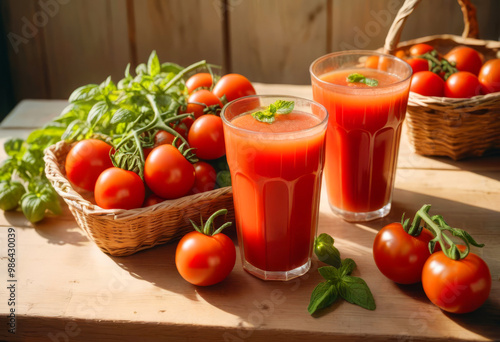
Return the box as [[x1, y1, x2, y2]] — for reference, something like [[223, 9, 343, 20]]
[[44, 140, 234, 256], [384, 0, 500, 160]]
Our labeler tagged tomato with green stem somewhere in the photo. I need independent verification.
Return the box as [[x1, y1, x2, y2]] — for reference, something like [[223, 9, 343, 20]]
[[406, 58, 429, 74], [409, 43, 435, 56], [373, 218, 436, 284], [188, 114, 226, 160], [186, 89, 223, 119], [65, 139, 114, 192], [408, 204, 491, 314], [94, 167, 145, 210], [175, 209, 235, 286], [144, 144, 196, 199]]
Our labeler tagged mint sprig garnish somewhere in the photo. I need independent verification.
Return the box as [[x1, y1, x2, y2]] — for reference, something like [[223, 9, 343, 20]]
[[251, 100, 294, 123], [347, 73, 379, 87], [308, 233, 376, 315]]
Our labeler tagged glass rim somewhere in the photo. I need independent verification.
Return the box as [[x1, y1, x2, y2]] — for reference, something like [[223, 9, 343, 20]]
[[309, 50, 413, 90], [220, 94, 329, 136]]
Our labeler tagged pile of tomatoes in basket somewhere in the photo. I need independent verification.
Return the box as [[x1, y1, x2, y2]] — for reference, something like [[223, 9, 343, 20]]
[[399, 43, 500, 98], [64, 73, 256, 210]]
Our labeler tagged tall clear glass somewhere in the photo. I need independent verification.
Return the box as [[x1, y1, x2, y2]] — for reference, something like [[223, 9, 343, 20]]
[[221, 95, 328, 281], [310, 51, 412, 222]]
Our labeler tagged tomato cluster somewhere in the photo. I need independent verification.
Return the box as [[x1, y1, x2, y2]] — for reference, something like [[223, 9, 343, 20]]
[[64, 73, 256, 210], [400, 43, 500, 98], [373, 206, 492, 314]]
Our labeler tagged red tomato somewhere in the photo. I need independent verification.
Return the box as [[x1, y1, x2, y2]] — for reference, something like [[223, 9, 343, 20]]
[[186, 89, 223, 119], [406, 58, 429, 74], [444, 46, 483, 75], [188, 115, 226, 160], [395, 50, 407, 60], [94, 167, 145, 210], [373, 223, 436, 284], [422, 250, 491, 313], [365, 56, 379, 69], [444, 71, 481, 98], [143, 193, 164, 207], [175, 230, 236, 286], [410, 71, 445, 97], [186, 73, 213, 93], [65, 139, 113, 192], [212, 74, 256, 102], [478, 58, 500, 94], [144, 144, 195, 199], [409, 43, 435, 56], [191, 161, 217, 194]]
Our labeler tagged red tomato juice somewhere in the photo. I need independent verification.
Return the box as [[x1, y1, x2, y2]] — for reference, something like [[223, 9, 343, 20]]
[[312, 68, 410, 214], [224, 112, 326, 273]]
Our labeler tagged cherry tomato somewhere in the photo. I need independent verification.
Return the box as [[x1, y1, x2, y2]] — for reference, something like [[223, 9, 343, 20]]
[[186, 89, 223, 119], [444, 46, 483, 75], [188, 115, 226, 160], [478, 58, 500, 94], [186, 73, 213, 93], [65, 139, 113, 192], [144, 144, 195, 199], [422, 250, 491, 313], [175, 230, 236, 286], [373, 223, 436, 284], [191, 161, 217, 194], [410, 71, 445, 97], [94, 167, 145, 210], [444, 71, 481, 98], [410, 43, 435, 56], [395, 50, 407, 60], [143, 193, 164, 207], [365, 56, 380, 69], [212, 73, 256, 102], [407, 58, 429, 74]]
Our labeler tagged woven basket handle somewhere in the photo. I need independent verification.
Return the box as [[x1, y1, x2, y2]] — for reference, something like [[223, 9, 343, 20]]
[[383, 0, 479, 55]]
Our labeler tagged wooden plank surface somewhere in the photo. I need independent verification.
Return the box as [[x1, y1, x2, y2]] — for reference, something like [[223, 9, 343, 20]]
[[0, 85, 499, 341]]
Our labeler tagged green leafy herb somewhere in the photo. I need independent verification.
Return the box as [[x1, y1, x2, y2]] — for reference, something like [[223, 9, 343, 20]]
[[347, 73, 379, 87], [251, 100, 294, 123], [0, 51, 229, 222], [308, 234, 376, 315]]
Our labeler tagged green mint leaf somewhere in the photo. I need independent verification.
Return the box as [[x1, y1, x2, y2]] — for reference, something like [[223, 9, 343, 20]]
[[307, 281, 338, 315], [339, 258, 357, 278], [314, 233, 341, 268], [338, 276, 376, 310], [347, 73, 378, 87], [274, 100, 294, 114], [318, 266, 340, 282], [251, 100, 295, 123], [148, 50, 161, 77], [251, 110, 276, 124]]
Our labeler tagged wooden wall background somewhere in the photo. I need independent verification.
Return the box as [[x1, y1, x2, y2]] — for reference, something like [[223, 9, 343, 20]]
[[1, 0, 499, 115]]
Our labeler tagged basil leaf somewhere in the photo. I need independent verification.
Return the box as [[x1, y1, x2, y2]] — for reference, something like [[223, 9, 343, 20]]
[[161, 62, 184, 74], [307, 281, 338, 315], [216, 170, 232, 188], [4, 138, 25, 158], [147, 50, 161, 77], [87, 101, 109, 127], [318, 266, 340, 282], [339, 258, 357, 278], [21, 192, 47, 223], [338, 276, 376, 310], [69, 84, 99, 103], [0, 181, 25, 211], [314, 233, 341, 268], [111, 108, 135, 125], [251, 100, 295, 123]]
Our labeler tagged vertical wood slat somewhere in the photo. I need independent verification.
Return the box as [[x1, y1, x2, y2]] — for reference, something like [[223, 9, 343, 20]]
[[132, 0, 224, 71], [230, 0, 328, 85]]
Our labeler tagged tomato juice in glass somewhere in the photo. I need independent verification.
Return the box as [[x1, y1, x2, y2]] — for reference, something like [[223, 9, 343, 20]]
[[310, 51, 412, 221], [221, 95, 328, 281]]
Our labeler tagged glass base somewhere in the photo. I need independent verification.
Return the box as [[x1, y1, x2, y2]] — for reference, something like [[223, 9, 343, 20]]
[[242, 259, 311, 281], [329, 202, 391, 222]]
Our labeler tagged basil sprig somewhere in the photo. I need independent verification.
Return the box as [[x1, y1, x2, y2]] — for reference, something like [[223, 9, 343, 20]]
[[251, 100, 294, 123], [347, 73, 379, 87], [308, 233, 376, 314]]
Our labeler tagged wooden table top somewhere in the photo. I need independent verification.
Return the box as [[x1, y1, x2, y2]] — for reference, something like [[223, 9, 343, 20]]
[[0, 84, 499, 342]]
